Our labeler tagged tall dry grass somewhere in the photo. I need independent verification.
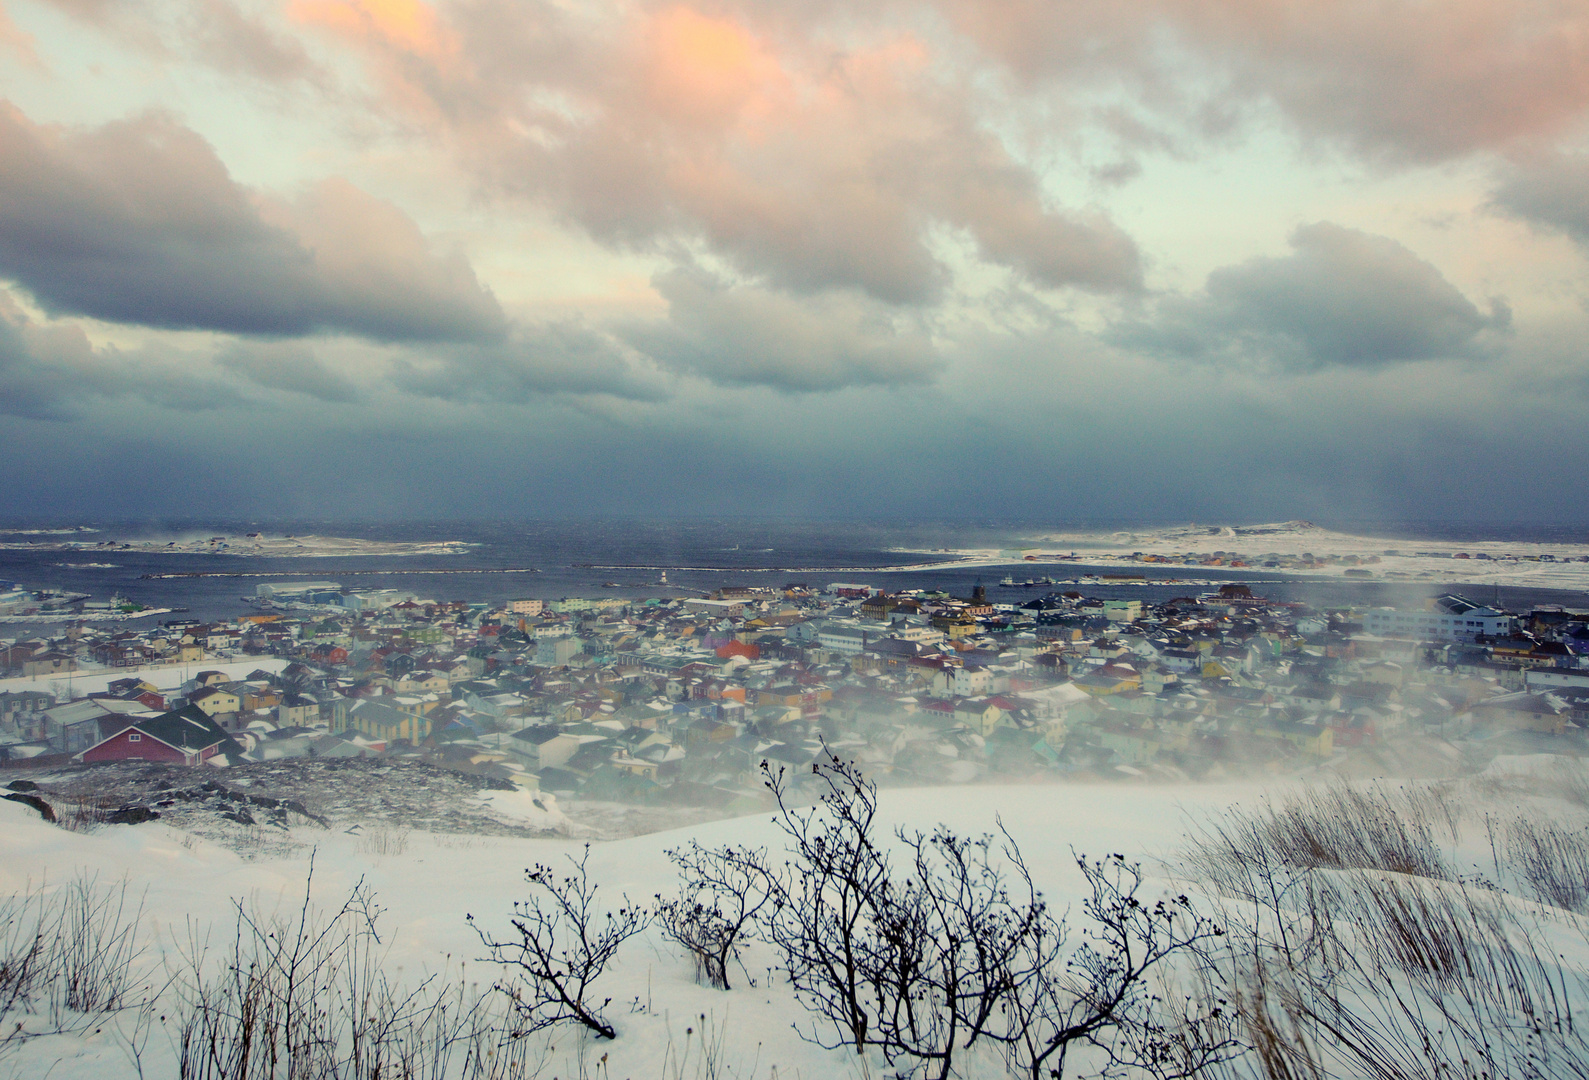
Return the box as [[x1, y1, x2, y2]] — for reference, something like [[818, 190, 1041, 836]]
[[1186, 778, 1589, 1080]]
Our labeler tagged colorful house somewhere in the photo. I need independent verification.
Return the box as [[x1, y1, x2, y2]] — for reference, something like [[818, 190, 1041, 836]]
[[79, 705, 242, 765]]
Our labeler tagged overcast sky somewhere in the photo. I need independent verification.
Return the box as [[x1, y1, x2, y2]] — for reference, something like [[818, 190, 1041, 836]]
[[1, 0, 1587, 523]]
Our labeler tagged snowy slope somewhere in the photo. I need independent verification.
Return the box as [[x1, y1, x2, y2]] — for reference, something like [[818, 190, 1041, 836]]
[[8, 767, 1589, 1079], [0, 781, 1264, 1079], [883, 519, 1589, 591]]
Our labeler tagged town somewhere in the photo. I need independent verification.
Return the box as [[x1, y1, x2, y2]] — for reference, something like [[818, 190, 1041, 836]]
[[3, 577, 1588, 812]]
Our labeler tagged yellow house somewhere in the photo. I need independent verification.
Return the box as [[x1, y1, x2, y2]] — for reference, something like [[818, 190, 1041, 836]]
[[610, 754, 659, 779], [931, 613, 980, 639], [397, 671, 451, 694], [1251, 718, 1333, 757], [955, 700, 1005, 735], [190, 685, 241, 716], [343, 700, 432, 744], [1201, 658, 1237, 679], [1073, 671, 1142, 697]]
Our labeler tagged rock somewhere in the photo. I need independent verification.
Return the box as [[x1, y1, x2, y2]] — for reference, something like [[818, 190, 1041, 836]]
[[3, 791, 55, 822], [6, 779, 39, 792], [221, 809, 256, 826], [106, 805, 160, 825]]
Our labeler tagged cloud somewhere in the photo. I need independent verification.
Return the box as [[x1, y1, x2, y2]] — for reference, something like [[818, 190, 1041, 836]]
[[215, 340, 361, 402], [1114, 223, 1504, 369], [1175, 0, 1589, 164], [187, 0, 322, 82], [0, 3, 38, 63], [0, 102, 504, 342], [623, 266, 945, 391], [935, 0, 1589, 165], [1492, 155, 1589, 250], [0, 291, 244, 419], [391, 321, 673, 403], [291, 1, 1143, 303]]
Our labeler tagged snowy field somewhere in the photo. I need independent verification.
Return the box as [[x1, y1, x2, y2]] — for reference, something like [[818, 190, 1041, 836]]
[[0, 780, 1258, 1079], [0, 533, 471, 557], [8, 763, 1589, 1079], [890, 520, 1589, 592]]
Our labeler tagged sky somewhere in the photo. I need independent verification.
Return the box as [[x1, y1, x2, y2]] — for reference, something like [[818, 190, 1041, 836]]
[[1, 0, 1588, 524]]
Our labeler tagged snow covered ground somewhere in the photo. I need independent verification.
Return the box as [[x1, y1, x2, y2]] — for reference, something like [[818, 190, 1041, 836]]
[[886, 520, 1589, 592], [0, 780, 1259, 1079], [6, 765, 1589, 1079], [0, 533, 471, 557]]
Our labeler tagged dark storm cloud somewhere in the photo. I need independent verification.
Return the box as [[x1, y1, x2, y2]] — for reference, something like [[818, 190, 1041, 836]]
[[215, 341, 360, 402], [1492, 155, 1589, 250], [0, 103, 505, 343], [390, 321, 672, 403], [622, 266, 945, 392], [0, 292, 243, 419], [10, 319, 1589, 525], [1114, 223, 1504, 369]]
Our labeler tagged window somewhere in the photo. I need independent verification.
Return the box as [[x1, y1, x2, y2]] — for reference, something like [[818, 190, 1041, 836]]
[[128, 733, 141, 742]]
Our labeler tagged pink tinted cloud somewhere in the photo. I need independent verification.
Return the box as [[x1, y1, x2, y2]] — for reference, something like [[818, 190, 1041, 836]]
[[286, 0, 1143, 300], [0, 2, 39, 64], [937, 0, 1589, 163]]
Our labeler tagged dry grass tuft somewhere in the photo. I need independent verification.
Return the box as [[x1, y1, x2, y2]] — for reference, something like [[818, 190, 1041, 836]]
[[354, 822, 411, 856]]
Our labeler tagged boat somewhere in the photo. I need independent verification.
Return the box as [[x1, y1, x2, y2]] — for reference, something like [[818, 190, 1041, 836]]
[[999, 575, 1016, 587]]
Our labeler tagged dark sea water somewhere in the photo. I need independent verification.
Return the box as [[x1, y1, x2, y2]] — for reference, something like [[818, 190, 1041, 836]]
[[1, 519, 1587, 626]]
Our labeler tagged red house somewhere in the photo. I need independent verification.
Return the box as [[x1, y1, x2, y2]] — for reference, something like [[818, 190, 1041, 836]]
[[79, 705, 243, 766], [311, 643, 350, 665], [91, 685, 168, 711], [715, 640, 760, 661]]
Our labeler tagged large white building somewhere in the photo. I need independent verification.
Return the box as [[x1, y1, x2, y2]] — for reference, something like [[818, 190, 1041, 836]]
[[815, 621, 871, 654], [1360, 595, 1516, 642], [255, 581, 340, 598]]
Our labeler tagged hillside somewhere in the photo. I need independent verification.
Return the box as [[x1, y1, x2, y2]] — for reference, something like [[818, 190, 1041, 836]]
[[6, 762, 1589, 1078]]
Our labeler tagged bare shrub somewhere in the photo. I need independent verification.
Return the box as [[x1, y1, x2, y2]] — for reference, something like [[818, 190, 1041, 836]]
[[757, 755, 891, 1057], [54, 875, 147, 1014], [655, 841, 776, 991], [0, 875, 154, 1057], [757, 753, 1237, 1080], [59, 794, 114, 832], [175, 857, 516, 1080], [993, 853, 1237, 1080], [0, 885, 51, 1038], [471, 844, 649, 1040]]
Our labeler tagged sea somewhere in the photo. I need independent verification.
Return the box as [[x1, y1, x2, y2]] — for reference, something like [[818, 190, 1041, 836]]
[[2, 519, 1588, 627]]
